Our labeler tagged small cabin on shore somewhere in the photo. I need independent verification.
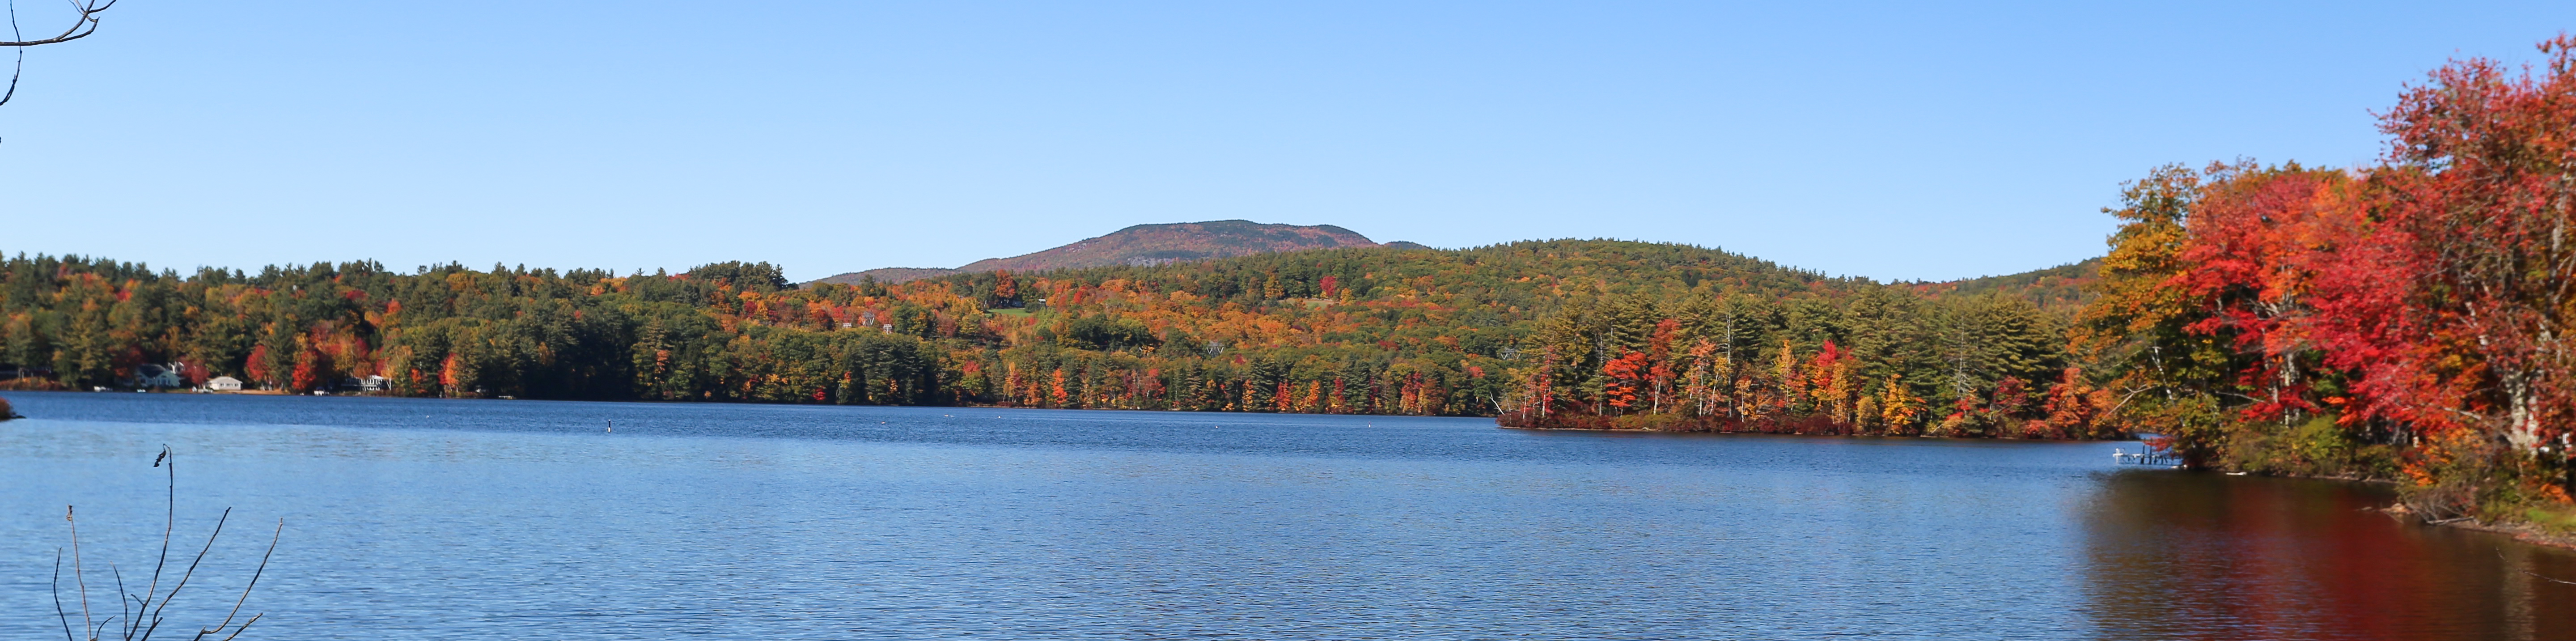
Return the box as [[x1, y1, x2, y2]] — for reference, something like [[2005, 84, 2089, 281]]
[[207, 376, 244, 392], [133, 363, 185, 389]]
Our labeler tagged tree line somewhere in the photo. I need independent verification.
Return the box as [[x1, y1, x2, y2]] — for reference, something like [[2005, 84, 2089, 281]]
[[2066, 38, 2576, 515], [1494, 289, 2085, 437], [0, 239, 1843, 419], [4, 35, 2568, 526], [1496, 37, 2576, 519]]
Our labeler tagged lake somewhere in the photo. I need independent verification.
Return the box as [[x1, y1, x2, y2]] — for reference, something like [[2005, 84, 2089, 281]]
[[2, 391, 2570, 640]]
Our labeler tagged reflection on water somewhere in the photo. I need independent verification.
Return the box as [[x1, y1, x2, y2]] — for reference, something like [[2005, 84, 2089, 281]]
[[0, 391, 2570, 640], [2085, 471, 2576, 640]]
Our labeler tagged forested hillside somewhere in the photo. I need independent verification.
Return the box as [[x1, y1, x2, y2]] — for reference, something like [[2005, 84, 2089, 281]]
[[1914, 258, 2100, 314], [3, 239, 2059, 422], [8, 35, 2569, 544], [8, 39, 2571, 531], [1496, 38, 2576, 526]]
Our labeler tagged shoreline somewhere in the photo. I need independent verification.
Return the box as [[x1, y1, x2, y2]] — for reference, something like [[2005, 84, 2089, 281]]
[[2385, 505, 2576, 553], [1502, 424, 2576, 553], [1493, 423, 2125, 441]]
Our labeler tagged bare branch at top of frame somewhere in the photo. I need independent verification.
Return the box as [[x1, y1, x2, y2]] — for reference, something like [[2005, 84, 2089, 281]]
[[1, 0, 113, 47]]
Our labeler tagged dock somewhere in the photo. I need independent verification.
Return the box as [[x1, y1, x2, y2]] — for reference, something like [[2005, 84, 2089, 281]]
[[2112, 444, 2183, 467]]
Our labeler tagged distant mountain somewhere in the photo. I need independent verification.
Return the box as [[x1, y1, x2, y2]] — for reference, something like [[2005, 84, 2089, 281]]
[[813, 220, 1411, 285], [818, 267, 961, 285]]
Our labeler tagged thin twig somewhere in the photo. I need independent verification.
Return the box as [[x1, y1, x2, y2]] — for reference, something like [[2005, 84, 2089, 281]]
[[199, 519, 280, 640], [54, 549, 73, 641], [93, 612, 123, 641], [215, 614, 261, 641], [51, 447, 276, 641], [136, 446, 175, 641], [0, 0, 110, 47], [110, 562, 129, 639], [2518, 567, 2576, 586], [2500, 549, 2576, 586], [144, 507, 230, 641], [0, 0, 112, 114], [70, 505, 92, 641], [2, 0, 24, 108]]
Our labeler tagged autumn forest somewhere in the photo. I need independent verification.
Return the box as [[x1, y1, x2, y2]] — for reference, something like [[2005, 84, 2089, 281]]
[[7, 38, 2576, 525]]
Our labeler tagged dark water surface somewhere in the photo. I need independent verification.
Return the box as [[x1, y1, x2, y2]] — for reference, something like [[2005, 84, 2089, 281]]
[[2, 391, 2569, 640]]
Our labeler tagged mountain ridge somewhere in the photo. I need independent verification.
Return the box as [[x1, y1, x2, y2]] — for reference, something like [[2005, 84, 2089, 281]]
[[813, 220, 1413, 286]]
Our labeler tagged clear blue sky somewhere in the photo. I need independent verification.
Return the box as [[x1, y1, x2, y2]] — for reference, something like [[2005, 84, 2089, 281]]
[[2, 1, 2569, 282]]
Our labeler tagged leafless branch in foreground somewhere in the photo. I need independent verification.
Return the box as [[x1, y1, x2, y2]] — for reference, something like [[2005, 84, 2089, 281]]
[[0, 0, 117, 108], [1, 0, 113, 47], [52, 446, 282, 641]]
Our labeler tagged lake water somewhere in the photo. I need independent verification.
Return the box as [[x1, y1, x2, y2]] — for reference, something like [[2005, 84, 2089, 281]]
[[2, 391, 2570, 640]]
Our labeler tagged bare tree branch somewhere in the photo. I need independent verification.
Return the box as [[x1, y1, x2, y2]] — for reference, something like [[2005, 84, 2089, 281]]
[[0, 0, 112, 47], [55, 449, 278, 641], [0, 0, 113, 110], [3, 1, 28, 109], [54, 549, 74, 641], [196, 519, 280, 641], [134, 446, 175, 641], [144, 507, 230, 641], [70, 505, 93, 641]]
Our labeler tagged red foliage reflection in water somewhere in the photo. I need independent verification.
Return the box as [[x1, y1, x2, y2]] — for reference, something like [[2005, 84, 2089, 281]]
[[2085, 471, 2576, 640]]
